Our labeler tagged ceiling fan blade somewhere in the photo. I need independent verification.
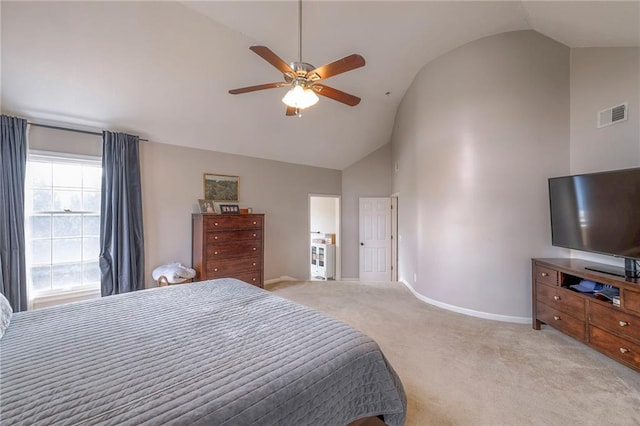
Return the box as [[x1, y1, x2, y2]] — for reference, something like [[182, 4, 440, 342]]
[[250, 46, 295, 76], [308, 54, 365, 81], [229, 82, 286, 95], [312, 84, 361, 106], [286, 106, 298, 116]]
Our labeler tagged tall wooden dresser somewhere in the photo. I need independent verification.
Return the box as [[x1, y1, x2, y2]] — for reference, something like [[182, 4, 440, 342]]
[[192, 214, 264, 288]]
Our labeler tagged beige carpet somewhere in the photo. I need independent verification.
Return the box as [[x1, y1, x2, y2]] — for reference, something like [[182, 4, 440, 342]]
[[267, 280, 640, 426]]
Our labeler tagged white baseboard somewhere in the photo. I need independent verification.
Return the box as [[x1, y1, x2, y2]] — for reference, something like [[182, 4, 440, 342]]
[[400, 280, 530, 324]]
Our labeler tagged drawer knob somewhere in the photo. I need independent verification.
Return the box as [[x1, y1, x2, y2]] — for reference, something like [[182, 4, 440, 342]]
[[214, 268, 218, 272], [214, 236, 218, 240], [214, 251, 218, 255], [541, 272, 548, 277], [253, 233, 257, 237], [620, 347, 630, 354], [253, 221, 257, 225], [252, 262, 256, 266], [619, 321, 629, 327], [252, 247, 257, 251], [553, 315, 561, 321], [252, 278, 256, 281], [214, 222, 219, 226], [553, 295, 561, 301]]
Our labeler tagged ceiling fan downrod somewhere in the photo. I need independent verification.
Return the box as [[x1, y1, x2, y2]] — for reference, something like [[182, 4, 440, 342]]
[[298, 0, 303, 64], [290, 0, 312, 80]]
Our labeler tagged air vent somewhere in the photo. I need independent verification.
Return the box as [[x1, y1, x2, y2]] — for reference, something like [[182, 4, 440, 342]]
[[597, 103, 628, 128]]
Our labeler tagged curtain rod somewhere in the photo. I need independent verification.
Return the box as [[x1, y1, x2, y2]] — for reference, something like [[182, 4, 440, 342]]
[[28, 122, 149, 142]]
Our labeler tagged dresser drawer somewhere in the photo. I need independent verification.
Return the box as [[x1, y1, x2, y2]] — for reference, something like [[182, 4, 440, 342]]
[[534, 264, 559, 286], [589, 326, 640, 370], [537, 283, 585, 320], [537, 301, 586, 341], [207, 230, 262, 243], [624, 289, 640, 315], [234, 271, 263, 288], [205, 215, 263, 231], [589, 302, 640, 342], [206, 241, 262, 259], [206, 257, 261, 277]]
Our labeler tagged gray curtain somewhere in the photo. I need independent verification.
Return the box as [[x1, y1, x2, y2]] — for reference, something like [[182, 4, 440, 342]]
[[99, 131, 144, 296], [0, 115, 28, 311]]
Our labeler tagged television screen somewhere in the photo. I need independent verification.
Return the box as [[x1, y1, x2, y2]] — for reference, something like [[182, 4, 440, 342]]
[[549, 167, 640, 260]]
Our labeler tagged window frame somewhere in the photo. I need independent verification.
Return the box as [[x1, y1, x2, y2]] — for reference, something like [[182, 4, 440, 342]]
[[25, 150, 103, 299]]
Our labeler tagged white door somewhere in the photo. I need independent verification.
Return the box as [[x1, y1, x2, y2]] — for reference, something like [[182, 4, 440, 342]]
[[359, 197, 392, 282]]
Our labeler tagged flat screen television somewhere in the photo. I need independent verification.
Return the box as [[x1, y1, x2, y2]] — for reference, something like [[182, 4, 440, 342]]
[[548, 167, 640, 278]]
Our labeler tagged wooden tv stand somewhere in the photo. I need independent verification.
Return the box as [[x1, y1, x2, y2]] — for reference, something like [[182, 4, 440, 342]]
[[532, 258, 640, 372]]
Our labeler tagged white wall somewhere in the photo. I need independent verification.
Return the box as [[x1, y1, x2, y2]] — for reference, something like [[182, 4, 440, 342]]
[[567, 47, 640, 266], [310, 196, 338, 235], [391, 30, 570, 321], [341, 144, 392, 279]]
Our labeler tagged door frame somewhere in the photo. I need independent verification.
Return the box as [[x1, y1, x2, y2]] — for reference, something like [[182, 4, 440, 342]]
[[391, 193, 399, 282], [308, 194, 341, 280]]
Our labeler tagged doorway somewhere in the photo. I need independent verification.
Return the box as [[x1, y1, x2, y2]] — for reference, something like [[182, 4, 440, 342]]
[[309, 195, 341, 280]]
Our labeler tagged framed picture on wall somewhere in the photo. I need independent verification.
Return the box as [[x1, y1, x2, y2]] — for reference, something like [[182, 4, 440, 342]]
[[203, 174, 239, 202]]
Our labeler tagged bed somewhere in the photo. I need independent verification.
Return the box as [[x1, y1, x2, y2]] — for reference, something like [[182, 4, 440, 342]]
[[0, 278, 406, 425]]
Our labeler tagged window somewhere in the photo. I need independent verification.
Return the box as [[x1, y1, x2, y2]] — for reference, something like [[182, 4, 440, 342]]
[[25, 153, 102, 297]]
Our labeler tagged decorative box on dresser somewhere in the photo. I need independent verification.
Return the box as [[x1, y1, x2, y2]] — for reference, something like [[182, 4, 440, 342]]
[[192, 214, 264, 288], [532, 258, 640, 372]]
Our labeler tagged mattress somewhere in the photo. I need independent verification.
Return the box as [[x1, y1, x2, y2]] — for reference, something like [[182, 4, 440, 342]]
[[0, 278, 406, 425]]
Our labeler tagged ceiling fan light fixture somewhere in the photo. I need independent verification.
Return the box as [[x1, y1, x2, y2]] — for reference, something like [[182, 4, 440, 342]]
[[282, 84, 319, 109]]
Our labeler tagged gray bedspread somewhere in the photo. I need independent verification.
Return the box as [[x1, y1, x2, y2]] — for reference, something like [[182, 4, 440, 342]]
[[0, 279, 406, 425]]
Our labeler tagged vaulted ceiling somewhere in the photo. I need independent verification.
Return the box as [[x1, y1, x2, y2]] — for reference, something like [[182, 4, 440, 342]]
[[2, 1, 638, 169]]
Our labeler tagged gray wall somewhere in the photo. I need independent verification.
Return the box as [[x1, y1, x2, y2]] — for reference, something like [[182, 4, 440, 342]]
[[27, 126, 392, 285], [140, 142, 341, 286], [391, 30, 570, 320], [570, 48, 640, 174], [29, 125, 102, 157], [28, 126, 342, 287], [341, 144, 392, 279], [567, 47, 640, 266]]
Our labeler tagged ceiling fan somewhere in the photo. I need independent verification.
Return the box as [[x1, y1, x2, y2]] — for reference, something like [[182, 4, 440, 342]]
[[228, 0, 365, 117]]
